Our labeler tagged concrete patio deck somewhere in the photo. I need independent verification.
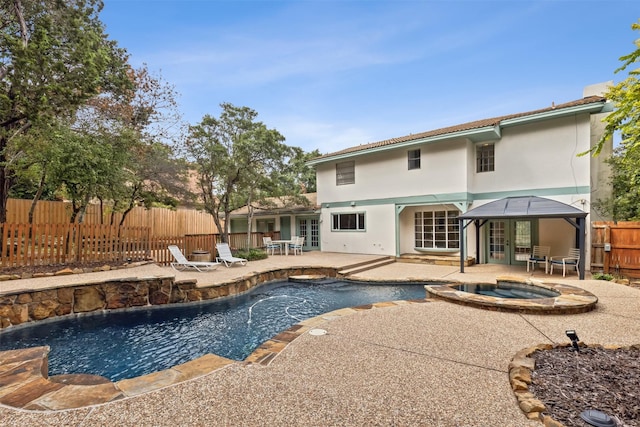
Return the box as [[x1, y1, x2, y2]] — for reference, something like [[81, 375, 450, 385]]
[[1, 252, 639, 426]]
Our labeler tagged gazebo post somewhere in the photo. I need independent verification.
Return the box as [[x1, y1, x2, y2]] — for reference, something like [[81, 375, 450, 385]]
[[459, 218, 465, 273], [578, 217, 586, 280], [475, 220, 480, 264]]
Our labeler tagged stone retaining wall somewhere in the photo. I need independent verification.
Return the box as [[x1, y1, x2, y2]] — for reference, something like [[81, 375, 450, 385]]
[[0, 267, 338, 329]]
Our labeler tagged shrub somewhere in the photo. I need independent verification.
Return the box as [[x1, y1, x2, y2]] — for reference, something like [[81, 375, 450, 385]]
[[234, 248, 268, 261], [592, 272, 615, 281]]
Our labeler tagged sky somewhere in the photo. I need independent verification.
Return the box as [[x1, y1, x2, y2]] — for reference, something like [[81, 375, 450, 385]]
[[100, 0, 639, 155]]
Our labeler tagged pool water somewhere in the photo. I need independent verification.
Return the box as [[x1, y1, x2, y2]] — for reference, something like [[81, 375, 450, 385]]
[[454, 283, 560, 299], [0, 279, 426, 381]]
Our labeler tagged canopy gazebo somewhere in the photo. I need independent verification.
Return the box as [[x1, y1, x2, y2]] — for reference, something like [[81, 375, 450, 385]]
[[458, 196, 588, 279]]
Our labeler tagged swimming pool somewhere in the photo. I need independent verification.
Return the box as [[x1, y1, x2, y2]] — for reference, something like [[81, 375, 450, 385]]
[[0, 279, 426, 381]]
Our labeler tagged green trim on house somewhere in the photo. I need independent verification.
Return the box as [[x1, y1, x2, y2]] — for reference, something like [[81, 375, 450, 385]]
[[500, 103, 609, 128], [324, 193, 470, 209], [470, 187, 591, 200], [321, 187, 590, 209]]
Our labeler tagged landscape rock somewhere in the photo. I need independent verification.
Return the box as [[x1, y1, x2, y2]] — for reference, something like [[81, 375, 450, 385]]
[[54, 268, 74, 276], [73, 287, 104, 312]]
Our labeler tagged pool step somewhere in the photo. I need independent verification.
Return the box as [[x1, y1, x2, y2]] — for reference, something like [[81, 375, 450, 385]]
[[338, 256, 395, 276]]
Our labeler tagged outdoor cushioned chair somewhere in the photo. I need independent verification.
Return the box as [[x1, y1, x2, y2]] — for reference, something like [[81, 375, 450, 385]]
[[263, 236, 281, 255], [288, 236, 304, 256], [527, 245, 551, 273], [168, 245, 220, 272], [215, 243, 248, 267], [549, 248, 580, 277]]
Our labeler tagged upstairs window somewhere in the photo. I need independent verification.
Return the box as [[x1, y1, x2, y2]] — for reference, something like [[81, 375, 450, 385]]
[[476, 143, 495, 172], [332, 213, 365, 231], [408, 149, 421, 170], [336, 161, 355, 185]]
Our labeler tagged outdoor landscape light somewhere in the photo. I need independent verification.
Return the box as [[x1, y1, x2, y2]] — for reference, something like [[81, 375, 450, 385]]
[[566, 329, 580, 352], [579, 409, 617, 427]]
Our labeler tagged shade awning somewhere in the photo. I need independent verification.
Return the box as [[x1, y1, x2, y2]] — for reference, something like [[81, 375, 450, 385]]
[[459, 196, 588, 220]]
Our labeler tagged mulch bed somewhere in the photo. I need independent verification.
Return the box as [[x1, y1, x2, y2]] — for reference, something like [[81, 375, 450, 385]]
[[530, 346, 640, 426], [0, 260, 138, 276]]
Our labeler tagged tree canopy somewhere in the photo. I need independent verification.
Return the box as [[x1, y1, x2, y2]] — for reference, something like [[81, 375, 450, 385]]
[[594, 20, 640, 156], [0, 0, 131, 222], [591, 20, 640, 221], [594, 145, 640, 221], [184, 103, 313, 244]]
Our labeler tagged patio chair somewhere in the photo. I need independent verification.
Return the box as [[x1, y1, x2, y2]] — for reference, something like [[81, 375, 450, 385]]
[[526, 245, 550, 273], [168, 245, 220, 272], [263, 236, 281, 256], [288, 236, 304, 256], [549, 248, 580, 277], [215, 243, 248, 267]]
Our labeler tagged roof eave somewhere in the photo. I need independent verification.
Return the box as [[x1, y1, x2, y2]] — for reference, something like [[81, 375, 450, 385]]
[[500, 101, 610, 128], [307, 125, 501, 166]]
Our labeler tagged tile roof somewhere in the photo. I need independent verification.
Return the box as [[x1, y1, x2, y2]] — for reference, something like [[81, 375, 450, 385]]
[[314, 96, 607, 160], [230, 193, 318, 216]]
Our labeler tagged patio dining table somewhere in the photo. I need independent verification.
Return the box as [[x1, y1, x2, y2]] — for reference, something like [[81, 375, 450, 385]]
[[270, 239, 293, 256]]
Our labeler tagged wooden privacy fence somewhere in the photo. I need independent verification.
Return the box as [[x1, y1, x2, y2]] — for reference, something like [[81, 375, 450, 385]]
[[0, 224, 278, 268], [1, 223, 152, 267], [591, 221, 640, 278], [5, 199, 218, 237]]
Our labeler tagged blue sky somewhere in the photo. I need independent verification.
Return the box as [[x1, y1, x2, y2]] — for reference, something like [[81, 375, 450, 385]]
[[100, 1, 638, 154]]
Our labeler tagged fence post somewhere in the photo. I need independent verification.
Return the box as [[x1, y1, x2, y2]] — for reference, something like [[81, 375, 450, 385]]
[[603, 225, 610, 274]]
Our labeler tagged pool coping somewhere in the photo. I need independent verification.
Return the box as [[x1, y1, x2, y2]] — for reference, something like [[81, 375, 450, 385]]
[[425, 275, 598, 314]]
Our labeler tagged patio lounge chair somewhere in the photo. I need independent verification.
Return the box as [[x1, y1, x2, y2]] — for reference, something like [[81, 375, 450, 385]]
[[549, 248, 580, 277], [263, 236, 281, 255], [168, 245, 220, 272], [215, 243, 248, 267], [527, 245, 550, 273]]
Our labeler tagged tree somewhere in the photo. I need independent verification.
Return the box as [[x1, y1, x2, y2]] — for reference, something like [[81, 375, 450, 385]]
[[589, 20, 640, 221], [286, 147, 321, 193], [593, 145, 640, 221], [0, 0, 131, 222], [88, 65, 188, 224], [185, 103, 297, 245], [234, 125, 296, 248], [592, 20, 640, 156], [46, 124, 128, 223]]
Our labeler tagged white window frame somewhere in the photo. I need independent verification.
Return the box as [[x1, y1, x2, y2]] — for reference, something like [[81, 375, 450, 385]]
[[336, 161, 355, 185], [414, 210, 460, 250], [331, 212, 365, 231]]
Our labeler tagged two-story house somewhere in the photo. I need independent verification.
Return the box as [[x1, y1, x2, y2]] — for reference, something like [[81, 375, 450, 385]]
[[307, 82, 613, 273]]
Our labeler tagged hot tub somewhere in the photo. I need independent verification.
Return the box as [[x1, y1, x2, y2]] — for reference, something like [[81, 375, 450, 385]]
[[426, 277, 597, 314]]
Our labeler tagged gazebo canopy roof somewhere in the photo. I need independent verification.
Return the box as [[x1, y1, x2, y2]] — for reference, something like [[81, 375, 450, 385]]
[[459, 196, 588, 220]]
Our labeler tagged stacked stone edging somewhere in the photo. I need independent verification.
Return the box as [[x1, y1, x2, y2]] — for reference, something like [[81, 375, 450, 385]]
[[0, 266, 339, 329], [0, 261, 155, 281], [509, 343, 640, 426]]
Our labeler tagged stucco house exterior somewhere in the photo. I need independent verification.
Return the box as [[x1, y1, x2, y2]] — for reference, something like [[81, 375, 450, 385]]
[[306, 82, 614, 272]]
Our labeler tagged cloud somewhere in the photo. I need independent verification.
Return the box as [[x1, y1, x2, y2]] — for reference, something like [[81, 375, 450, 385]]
[[268, 115, 375, 154]]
